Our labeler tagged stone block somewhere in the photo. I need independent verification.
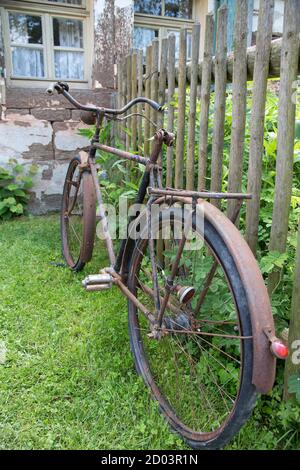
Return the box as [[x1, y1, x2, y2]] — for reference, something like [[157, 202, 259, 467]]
[[6, 108, 30, 116], [6, 87, 113, 110], [31, 108, 71, 121]]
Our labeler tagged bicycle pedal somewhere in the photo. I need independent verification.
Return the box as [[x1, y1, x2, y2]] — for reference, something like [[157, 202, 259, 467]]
[[82, 273, 113, 291]]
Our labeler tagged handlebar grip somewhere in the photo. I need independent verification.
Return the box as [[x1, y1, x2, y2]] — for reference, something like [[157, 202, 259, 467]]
[[46, 83, 56, 95]]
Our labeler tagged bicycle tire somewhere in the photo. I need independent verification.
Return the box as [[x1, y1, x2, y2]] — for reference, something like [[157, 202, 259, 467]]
[[127, 206, 257, 449], [61, 156, 96, 272]]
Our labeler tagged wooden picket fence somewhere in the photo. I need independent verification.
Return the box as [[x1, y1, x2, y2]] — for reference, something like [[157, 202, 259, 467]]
[[117, 0, 300, 340]]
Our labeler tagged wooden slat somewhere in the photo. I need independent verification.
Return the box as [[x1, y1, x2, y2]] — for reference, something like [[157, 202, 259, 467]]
[[227, 0, 249, 220], [197, 14, 214, 190], [268, 0, 300, 294], [125, 54, 132, 151], [245, 0, 275, 252], [137, 49, 143, 150], [144, 44, 152, 157], [131, 50, 138, 152], [186, 22, 200, 190], [198, 13, 214, 191], [117, 60, 122, 139], [157, 37, 168, 167], [175, 28, 187, 189], [210, 5, 228, 206], [120, 58, 127, 148], [166, 33, 176, 188], [150, 38, 159, 147]]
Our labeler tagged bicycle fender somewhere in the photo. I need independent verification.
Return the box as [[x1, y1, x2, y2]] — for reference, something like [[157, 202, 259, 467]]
[[150, 197, 276, 394], [198, 200, 276, 394]]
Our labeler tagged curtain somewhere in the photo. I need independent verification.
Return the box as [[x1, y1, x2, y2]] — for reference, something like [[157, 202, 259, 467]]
[[55, 51, 83, 80], [53, 18, 83, 48], [12, 47, 44, 78], [53, 18, 84, 79]]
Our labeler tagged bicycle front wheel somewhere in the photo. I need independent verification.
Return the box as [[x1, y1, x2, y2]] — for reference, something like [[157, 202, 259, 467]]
[[61, 156, 96, 271], [127, 205, 257, 449]]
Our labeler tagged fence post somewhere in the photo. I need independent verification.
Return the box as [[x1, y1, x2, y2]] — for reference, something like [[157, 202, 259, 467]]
[[186, 23, 200, 190], [120, 58, 127, 148], [144, 44, 152, 157], [175, 27, 187, 189], [150, 38, 159, 147], [131, 50, 137, 152], [268, 0, 300, 294], [158, 37, 168, 167], [131, 50, 138, 152], [198, 13, 214, 191], [166, 34, 176, 188], [210, 4, 228, 206], [125, 54, 132, 151], [137, 49, 143, 150], [245, 0, 275, 253], [227, 0, 248, 221], [284, 219, 300, 399], [117, 60, 122, 140]]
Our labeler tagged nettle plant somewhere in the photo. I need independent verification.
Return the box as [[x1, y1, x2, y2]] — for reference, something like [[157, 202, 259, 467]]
[[0, 159, 37, 220]]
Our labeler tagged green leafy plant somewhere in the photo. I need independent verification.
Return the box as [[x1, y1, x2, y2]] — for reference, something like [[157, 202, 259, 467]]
[[0, 159, 37, 220]]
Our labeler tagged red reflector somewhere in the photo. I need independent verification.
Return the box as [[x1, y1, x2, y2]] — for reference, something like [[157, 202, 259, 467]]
[[270, 341, 289, 359]]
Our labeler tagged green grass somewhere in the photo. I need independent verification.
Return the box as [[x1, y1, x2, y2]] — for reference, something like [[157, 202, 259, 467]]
[[0, 215, 297, 450]]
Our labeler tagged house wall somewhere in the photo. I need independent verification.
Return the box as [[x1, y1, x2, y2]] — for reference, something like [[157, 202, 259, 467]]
[[252, 0, 284, 37], [194, 0, 209, 58], [0, 0, 133, 214]]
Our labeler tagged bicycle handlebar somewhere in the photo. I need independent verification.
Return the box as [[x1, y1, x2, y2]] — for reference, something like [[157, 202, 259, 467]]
[[46, 81, 163, 115]]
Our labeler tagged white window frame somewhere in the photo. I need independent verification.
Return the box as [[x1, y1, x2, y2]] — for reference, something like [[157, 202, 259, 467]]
[[0, 0, 92, 88], [9, 0, 86, 9]]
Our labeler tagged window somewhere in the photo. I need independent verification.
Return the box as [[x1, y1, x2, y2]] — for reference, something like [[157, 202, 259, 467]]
[[134, 1, 193, 19], [134, 0, 194, 61], [2, 0, 90, 86], [133, 26, 159, 56], [9, 12, 45, 78]]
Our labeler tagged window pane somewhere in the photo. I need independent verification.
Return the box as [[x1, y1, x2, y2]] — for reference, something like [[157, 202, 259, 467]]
[[11, 47, 44, 77], [165, 1, 193, 19], [53, 18, 83, 48], [168, 30, 192, 60], [48, 1, 82, 4], [134, 27, 158, 55], [9, 13, 43, 44], [55, 50, 84, 79], [134, 1, 162, 16]]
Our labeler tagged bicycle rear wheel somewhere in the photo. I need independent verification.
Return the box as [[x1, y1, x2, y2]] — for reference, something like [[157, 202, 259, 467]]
[[127, 205, 257, 449], [61, 156, 96, 271]]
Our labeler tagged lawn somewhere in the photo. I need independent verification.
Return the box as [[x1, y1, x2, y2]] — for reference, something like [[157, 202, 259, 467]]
[[0, 215, 296, 450]]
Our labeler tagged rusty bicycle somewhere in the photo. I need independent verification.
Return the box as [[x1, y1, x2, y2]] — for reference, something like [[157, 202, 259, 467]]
[[46, 81, 288, 450]]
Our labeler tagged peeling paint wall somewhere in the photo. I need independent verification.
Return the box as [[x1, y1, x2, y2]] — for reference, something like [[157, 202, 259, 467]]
[[0, 88, 112, 214]]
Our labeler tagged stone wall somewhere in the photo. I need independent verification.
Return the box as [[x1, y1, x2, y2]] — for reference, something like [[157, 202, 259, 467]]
[[0, 87, 112, 214], [0, 0, 133, 214]]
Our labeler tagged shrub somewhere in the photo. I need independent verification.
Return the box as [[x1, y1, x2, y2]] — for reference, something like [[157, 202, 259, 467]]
[[0, 159, 37, 220]]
